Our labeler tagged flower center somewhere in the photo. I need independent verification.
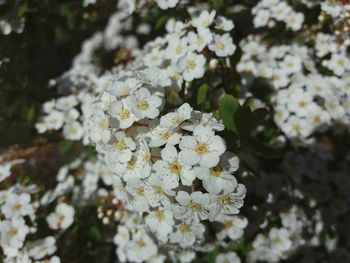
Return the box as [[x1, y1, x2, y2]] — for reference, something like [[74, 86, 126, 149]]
[[155, 210, 165, 221], [215, 42, 225, 50], [99, 119, 108, 129], [298, 100, 307, 108], [115, 140, 127, 151], [223, 219, 234, 229], [195, 143, 208, 155], [58, 214, 66, 222], [161, 131, 171, 140], [127, 159, 136, 170], [121, 86, 130, 95], [137, 100, 149, 110], [12, 203, 22, 212], [175, 46, 183, 54], [209, 166, 222, 177], [137, 186, 145, 196], [118, 109, 130, 120], [186, 59, 197, 70], [69, 127, 77, 134], [187, 202, 201, 211], [179, 223, 191, 233], [154, 186, 164, 195], [137, 239, 146, 248], [196, 37, 204, 45], [219, 195, 232, 205], [9, 227, 18, 237], [169, 161, 182, 175]]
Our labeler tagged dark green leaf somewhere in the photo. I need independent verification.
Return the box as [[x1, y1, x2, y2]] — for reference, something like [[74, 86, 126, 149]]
[[59, 140, 75, 154], [155, 15, 169, 30], [88, 226, 101, 241], [219, 95, 240, 133], [197, 83, 208, 105]]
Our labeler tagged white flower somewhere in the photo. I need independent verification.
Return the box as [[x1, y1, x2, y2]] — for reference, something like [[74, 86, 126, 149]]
[[0, 217, 29, 249], [195, 154, 239, 194], [47, 203, 75, 230], [215, 16, 234, 31], [145, 174, 176, 208], [187, 31, 212, 52], [324, 53, 350, 76], [63, 121, 84, 140], [43, 99, 55, 113], [88, 109, 111, 144], [44, 111, 64, 130], [153, 144, 196, 188], [181, 111, 224, 132], [64, 108, 80, 122], [27, 236, 56, 260], [286, 12, 304, 31], [156, 0, 179, 10], [269, 227, 292, 252], [209, 34, 236, 57], [144, 48, 165, 67], [109, 100, 136, 129], [271, 2, 292, 21], [103, 131, 136, 164], [108, 78, 143, 97], [280, 55, 302, 74], [192, 10, 216, 30], [126, 88, 163, 119], [178, 52, 206, 82], [55, 95, 78, 111], [170, 221, 205, 248], [125, 178, 150, 213], [145, 208, 175, 243], [253, 9, 270, 28], [287, 88, 314, 117], [166, 35, 189, 61], [216, 252, 241, 263], [173, 191, 211, 222], [208, 184, 246, 221], [125, 232, 158, 263], [271, 70, 289, 88], [147, 125, 181, 147], [0, 163, 11, 182], [160, 103, 193, 129], [178, 125, 226, 168], [281, 116, 312, 138], [216, 216, 248, 241], [1, 193, 34, 219]]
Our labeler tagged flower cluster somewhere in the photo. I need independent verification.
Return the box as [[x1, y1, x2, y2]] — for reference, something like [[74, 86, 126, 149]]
[[237, 34, 350, 143], [0, 160, 64, 262], [247, 206, 322, 262], [91, 81, 246, 261], [252, 0, 304, 31]]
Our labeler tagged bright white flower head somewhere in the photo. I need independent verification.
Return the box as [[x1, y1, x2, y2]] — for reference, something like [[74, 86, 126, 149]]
[[178, 125, 226, 168], [209, 33, 236, 57], [1, 192, 34, 219], [0, 217, 29, 249], [173, 191, 211, 222], [178, 52, 206, 82], [47, 203, 75, 230]]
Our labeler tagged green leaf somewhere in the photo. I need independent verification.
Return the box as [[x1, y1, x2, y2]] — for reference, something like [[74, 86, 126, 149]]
[[155, 15, 169, 30], [219, 95, 240, 133], [88, 226, 101, 241], [59, 140, 75, 154], [211, 0, 224, 10], [26, 106, 35, 122], [17, 3, 28, 17], [197, 83, 208, 105]]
